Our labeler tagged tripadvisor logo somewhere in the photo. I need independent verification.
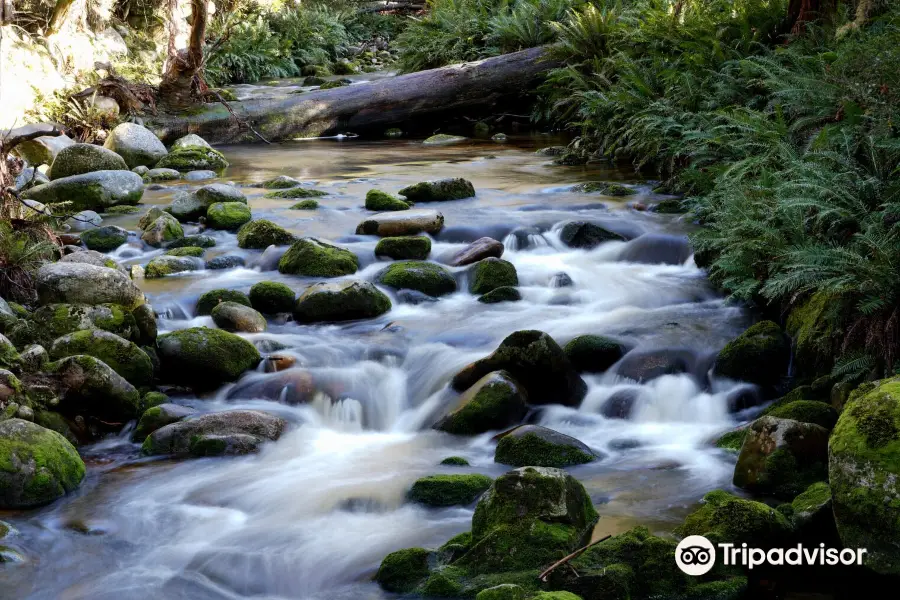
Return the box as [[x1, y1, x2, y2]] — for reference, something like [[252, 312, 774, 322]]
[[675, 536, 867, 575]]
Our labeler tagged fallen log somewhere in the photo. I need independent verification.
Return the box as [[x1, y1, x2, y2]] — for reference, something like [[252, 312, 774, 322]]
[[147, 46, 557, 144]]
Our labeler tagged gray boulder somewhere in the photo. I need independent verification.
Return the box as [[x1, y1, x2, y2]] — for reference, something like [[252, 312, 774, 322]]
[[141, 410, 287, 457], [104, 122, 168, 168], [293, 280, 391, 323], [22, 170, 144, 212], [48, 143, 128, 180], [59, 250, 128, 275], [53, 355, 142, 421], [36, 263, 144, 310], [14, 134, 74, 167]]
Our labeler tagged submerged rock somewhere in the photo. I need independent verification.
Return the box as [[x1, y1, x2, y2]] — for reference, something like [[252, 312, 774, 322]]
[[265, 187, 327, 199], [141, 410, 286, 457], [434, 371, 528, 435], [618, 234, 692, 265], [206, 255, 246, 270], [377, 261, 457, 297], [22, 170, 144, 212], [468, 258, 517, 295], [366, 189, 410, 211], [449, 237, 504, 266], [375, 236, 432, 260], [563, 335, 626, 373], [356, 209, 445, 237], [494, 425, 596, 468], [615, 347, 698, 383], [48, 143, 128, 180], [422, 134, 467, 146], [156, 327, 262, 388], [399, 178, 475, 202], [261, 175, 301, 189], [408, 474, 493, 507], [237, 219, 296, 249], [293, 280, 391, 322], [713, 321, 790, 389], [104, 122, 168, 168], [558, 221, 626, 249], [478, 287, 521, 303], [36, 263, 144, 310], [278, 238, 358, 277]]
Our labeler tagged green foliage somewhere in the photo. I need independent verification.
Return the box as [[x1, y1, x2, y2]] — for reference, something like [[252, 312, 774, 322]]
[[0, 222, 58, 303]]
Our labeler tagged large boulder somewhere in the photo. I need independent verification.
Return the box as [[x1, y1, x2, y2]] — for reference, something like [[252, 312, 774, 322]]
[[141, 213, 184, 247], [237, 219, 296, 249], [14, 134, 74, 167], [563, 335, 626, 373], [206, 202, 251, 230], [375, 236, 431, 260], [449, 237, 504, 266], [156, 327, 261, 388], [211, 302, 267, 333], [103, 122, 168, 168], [278, 238, 358, 277], [80, 225, 129, 252], [829, 378, 900, 574], [614, 348, 698, 382], [714, 321, 790, 389], [0, 419, 85, 509], [36, 263, 144, 310], [15, 303, 139, 348], [468, 258, 517, 295], [761, 399, 838, 430], [356, 209, 444, 237], [733, 416, 829, 499], [618, 234, 692, 265], [50, 330, 153, 386], [53, 355, 142, 421], [408, 474, 493, 507], [172, 133, 212, 150], [494, 425, 596, 468], [377, 261, 457, 297], [293, 280, 391, 323], [677, 489, 793, 548], [452, 330, 588, 408], [366, 189, 410, 211], [22, 170, 144, 211], [141, 410, 286, 457], [249, 282, 295, 314], [167, 191, 207, 222], [399, 178, 475, 202], [434, 371, 528, 435], [144, 255, 201, 278], [155, 145, 228, 172], [133, 403, 198, 441], [197, 183, 246, 205], [59, 249, 128, 275], [558, 221, 626, 249], [48, 143, 128, 180]]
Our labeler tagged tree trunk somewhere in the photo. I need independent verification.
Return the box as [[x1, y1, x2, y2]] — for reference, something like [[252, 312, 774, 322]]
[[147, 46, 559, 144], [45, 0, 76, 35], [159, 0, 208, 110], [787, 0, 835, 33]]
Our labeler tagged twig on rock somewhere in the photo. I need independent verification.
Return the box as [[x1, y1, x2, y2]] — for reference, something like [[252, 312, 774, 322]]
[[538, 534, 612, 582]]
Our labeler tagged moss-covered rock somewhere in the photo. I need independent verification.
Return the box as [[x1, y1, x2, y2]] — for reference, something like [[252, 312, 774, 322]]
[[409, 474, 494, 507], [211, 301, 267, 333], [156, 327, 262, 388], [422, 134, 467, 146], [144, 167, 181, 182], [265, 187, 327, 199], [132, 403, 197, 441], [734, 416, 828, 499], [58, 251, 126, 277], [0, 334, 18, 370], [377, 261, 456, 297], [171, 134, 212, 150], [140, 213, 184, 247], [155, 145, 228, 172], [441, 456, 471, 466], [366, 189, 410, 211], [478, 287, 521, 303], [399, 178, 475, 202], [320, 79, 350, 90], [714, 428, 747, 452], [196, 289, 252, 316], [829, 378, 900, 574], [22, 170, 144, 212], [434, 371, 528, 435], [170, 234, 217, 248], [196, 183, 246, 205], [384, 128, 403, 138], [249, 281, 295, 314], [469, 258, 517, 295], [278, 238, 358, 277], [494, 425, 596, 468], [237, 219, 296, 249], [376, 547, 431, 593], [375, 236, 431, 260], [206, 202, 251, 230], [558, 221, 626, 249], [677, 489, 793, 548], [80, 225, 129, 252], [572, 182, 635, 196], [788, 481, 837, 541], [48, 143, 129, 180], [144, 255, 201, 278], [762, 399, 838, 430], [140, 391, 169, 412], [653, 199, 686, 214], [563, 335, 626, 373], [714, 321, 790, 389], [52, 355, 142, 421], [0, 419, 85, 509], [36, 262, 145, 311], [166, 246, 205, 257], [452, 330, 587, 407], [142, 409, 286, 457], [22, 303, 138, 347], [786, 293, 839, 379], [290, 200, 319, 210], [293, 280, 391, 322], [476, 584, 526, 600], [261, 175, 301, 189], [50, 329, 153, 386]]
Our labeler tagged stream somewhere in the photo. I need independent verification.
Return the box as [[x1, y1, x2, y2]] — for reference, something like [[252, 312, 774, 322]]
[[0, 136, 754, 599]]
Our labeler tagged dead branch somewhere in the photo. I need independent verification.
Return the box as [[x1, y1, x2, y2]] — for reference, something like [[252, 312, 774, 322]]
[[1, 123, 65, 153], [206, 89, 272, 145], [538, 534, 612, 582]]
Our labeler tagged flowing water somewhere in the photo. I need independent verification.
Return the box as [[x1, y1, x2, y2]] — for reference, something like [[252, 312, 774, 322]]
[[0, 136, 756, 599]]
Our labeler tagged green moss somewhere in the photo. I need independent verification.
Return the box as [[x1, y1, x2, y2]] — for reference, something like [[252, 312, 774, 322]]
[[786, 292, 839, 379], [320, 79, 350, 90], [33, 411, 77, 445], [653, 199, 686, 213], [408, 474, 493, 507], [237, 219, 296, 249], [441, 456, 471, 466], [385, 128, 403, 138], [155, 146, 228, 172], [249, 281, 295, 314], [399, 178, 475, 201], [469, 258, 518, 295], [532, 593, 583, 600], [791, 481, 831, 514], [265, 187, 327, 199], [764, 400, 838, 430], [714, 428, 747, 452], [278, 238, 359, 277], [145, 256, 199, 279], [375, 547, 431, 593], [366, 190, 410, 211], [261, 175, 301, 189], [49, 329, 153, 386], [377, 261, 457, 296], [436, 372, 527, 435], [421, 572, 464, 596], [104, 205, 142, 215], [475, 584, 526, 600], [676, 490, 793, 548], [206, 202, 251, 230], [495, 433, 594, 468], [422, 134, 467, 146], [80, 226, 128, 252], [165, 246, 204, 257], [563, 335, 625, 373], [375, 236, 431, 260], [171, 235, 217, 248], [714, 321, 790, 387], [478, 287, 521, 303], [290, 200, 319, 210], [141, 391, 169, 412], [573, 182, 635, 196], [196, 289, 252, 316], [156, 327, 262, 386]]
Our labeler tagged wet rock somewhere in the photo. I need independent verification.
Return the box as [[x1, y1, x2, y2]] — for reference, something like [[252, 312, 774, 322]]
[[261, 175, 301, 189], [227, 369, 315, 404], [59, 249, 128, 275], [559, 221, 626, 249], [22, 170, 144, 212], [196, 289, 252, 316], [206, 255, 246, 270], [396, 290, 438, 305], [478, 287, 521, 303], [550, 272, 573, 288], [449, 237, 504, 266], [452, 330, 587, 407], [155, 145, 228, 172], [422, 134, 467, 146], [615, 347, 697, 382], [17, 344, 48, 373], [408, 474, 493, 507], [144, 167, 181, 182], [265, 355, 296, 372], [132, 403, 197, 441], [172, 133, 212, 150], [211, 302, 267, 333], [140, 213, 184, 247], [104, 122, 168, 168], [384, 128, 403, 138], [237, 219, 296, 249], [601, 389, 639, 419], [19, 303, 139, 347], [144, 255, 201, 278], [264, 187, 327, 199], [166, 247, 205, 257], [435, 371, 528, 435], [206, 202, 251, 230], [726, 386, 764, 412], [618, 234, 691, 265], [167, 191, 207, 221], [171, 235, 217, 249], [507, 226, 546, 249], [468, 258, 517, 295], [64, 209, 101, 231], [80, 225, 129, 252], [249, 281, 295, 314], [734, 416, 829, 499], [366, 189, 409, 211], [156, 327, 262, 387], [762, 399, 838, 430], [48, 143, 128, 180], [356, 209, 445, 237], [494, 424, 596, 468], [53, 355, 142, 421], [278, 238, 358, 277], [713, 321, 790, 389], [141, 410, 286, 457], [293, 280, 391, 323], [375, 236, 431, 260], [787, 481, 837, 542], [378, 261, 457, 297], [196, 182, 246, 205], [183, 169, 217, 181], [399, 178, 475, 202], [376, 547, 430, 593], [0, 419, 85, 509], [132, 303, 158, 345], [441, 456, 470, 466], [50, 330, 153, 386], [573, 182, 635, 196], [36, 263, 144, 310], [563, 335, 626, 373], [677, 489, 793, 548], [437, 225, 513, 244], [290, 200, 319, 210]]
